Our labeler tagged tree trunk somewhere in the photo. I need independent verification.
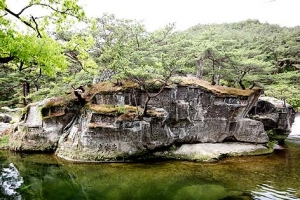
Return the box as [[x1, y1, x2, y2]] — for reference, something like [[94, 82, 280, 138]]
[[283, 97, 286, 107], [274, 53, 279, 74], [142, 96, 151, 116], [73, 86, 86, 106], [22, 81, 30, 106], [34, 82, 39, 91], [211, 60, 216, 85], [238, 80, 246, 90], [196, 59, 204, 78], [238, 71, 247, 90], [216, 65, 222, 85]]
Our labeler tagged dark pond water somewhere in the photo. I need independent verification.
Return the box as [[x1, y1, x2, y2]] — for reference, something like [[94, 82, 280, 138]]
[[1, 117, 300, 200]]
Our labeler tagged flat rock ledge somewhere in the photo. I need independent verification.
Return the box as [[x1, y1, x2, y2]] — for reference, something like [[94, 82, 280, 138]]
[[155, 143, 272, 162], [56, 142, 272, 163]]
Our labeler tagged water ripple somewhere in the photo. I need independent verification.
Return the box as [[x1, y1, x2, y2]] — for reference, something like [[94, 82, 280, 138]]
[[252, 183, 300, 200], [0, 163, 23, 200]]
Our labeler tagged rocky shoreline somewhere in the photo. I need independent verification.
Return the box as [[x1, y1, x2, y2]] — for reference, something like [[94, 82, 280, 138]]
[[0, 77, 296, 162]]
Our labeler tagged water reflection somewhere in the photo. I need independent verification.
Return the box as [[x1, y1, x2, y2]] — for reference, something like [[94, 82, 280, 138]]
[[252, 182, 299, 200], [0, 163, 23, 200], [1, 140, 300, 199]]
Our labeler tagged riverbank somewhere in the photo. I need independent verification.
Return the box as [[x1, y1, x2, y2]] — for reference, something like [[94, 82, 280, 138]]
[[1, 80, 296, 162]]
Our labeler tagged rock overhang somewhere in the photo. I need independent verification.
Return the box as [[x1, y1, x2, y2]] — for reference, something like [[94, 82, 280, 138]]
[[7, 77, 277, 162]]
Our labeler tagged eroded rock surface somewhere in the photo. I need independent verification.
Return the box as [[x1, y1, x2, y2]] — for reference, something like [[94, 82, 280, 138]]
[[9, 98, 78, 151], [56, 78, 268, 162], [249, 96, 296, 142], [163, 143, 271, 161], [10, 78, 271, 161]]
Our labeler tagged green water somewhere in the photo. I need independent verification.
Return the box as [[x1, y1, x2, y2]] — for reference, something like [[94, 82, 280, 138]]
[[1, 140, 300, 200]]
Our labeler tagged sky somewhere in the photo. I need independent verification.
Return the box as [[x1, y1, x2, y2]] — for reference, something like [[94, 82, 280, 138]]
[[80, 0, 300, 31]]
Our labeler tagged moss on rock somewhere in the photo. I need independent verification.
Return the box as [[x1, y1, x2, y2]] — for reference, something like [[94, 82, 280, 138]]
[[178, 77, 260, 97], [0, 135, 9, 149]]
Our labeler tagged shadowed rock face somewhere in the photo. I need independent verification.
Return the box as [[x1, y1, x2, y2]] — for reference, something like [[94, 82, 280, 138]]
[[9, 99, 78, 151], [0, 114, 12, 123], [10, 78, 270, 161], [249, 96, 296, 142], [56, 81, 268, 162]]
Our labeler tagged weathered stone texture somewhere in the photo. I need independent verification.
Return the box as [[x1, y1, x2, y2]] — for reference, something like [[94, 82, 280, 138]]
[[0, 114, 12, 123], [56, 83, 269, 161], [9, 99, 77, 151], [249, 96, 296, 141], [9, 79, 280, 162]]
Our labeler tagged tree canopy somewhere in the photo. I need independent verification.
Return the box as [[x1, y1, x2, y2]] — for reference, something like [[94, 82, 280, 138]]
[[1, 6, 300, 111], [0, 0, 96, 106]]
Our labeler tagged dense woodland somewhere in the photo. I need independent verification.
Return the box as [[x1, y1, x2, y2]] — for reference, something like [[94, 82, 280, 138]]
[[1, 0, 300, 109]]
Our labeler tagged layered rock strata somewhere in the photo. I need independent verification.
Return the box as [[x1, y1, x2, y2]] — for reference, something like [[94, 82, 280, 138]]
[[249, 96, 296, 142], [10, 78, 272, 161]]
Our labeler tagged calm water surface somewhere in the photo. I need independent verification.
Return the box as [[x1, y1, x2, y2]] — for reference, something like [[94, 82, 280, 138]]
[[1, 118, 300, 200]]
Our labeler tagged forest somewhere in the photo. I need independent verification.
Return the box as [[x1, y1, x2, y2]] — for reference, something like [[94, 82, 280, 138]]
[[1, 0, 300, 109]]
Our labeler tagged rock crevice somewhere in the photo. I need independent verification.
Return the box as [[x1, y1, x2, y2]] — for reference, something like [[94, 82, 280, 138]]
[[8, 78, 284, 161]]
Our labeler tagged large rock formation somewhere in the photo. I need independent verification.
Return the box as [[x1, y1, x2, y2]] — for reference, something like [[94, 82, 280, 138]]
[[9, 98, 78, 151], [249, 96, 296, 142], [10, 77, 272, 161]]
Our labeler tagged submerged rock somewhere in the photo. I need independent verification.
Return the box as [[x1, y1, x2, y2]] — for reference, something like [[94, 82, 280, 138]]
[[249, 96, 296, 142], [174, 184, 227, 200]]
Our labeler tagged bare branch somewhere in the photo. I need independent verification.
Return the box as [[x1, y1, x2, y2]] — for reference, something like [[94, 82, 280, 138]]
[[4, 2, 82, 38], [16, 2, 79, 18], [0, 13, 7, 18], [64, 50, 84, 69], [34, 3, 78, 18], [16, 4, 35, 16], [30, 16, 42, 38], [4, 7, 39, 36], [18, 61, 24, 71]]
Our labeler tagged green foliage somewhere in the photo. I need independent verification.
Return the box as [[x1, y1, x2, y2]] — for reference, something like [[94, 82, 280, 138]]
[[0, 134, 9, 149], [0, 0, 87, 68], [1, 33, 68, 75], [1, 7, 300, 112], [90, 15, 185, 115], [265, 83, 300, 109], [0, 0, 96, 107], [177, 20, 300, 108]]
